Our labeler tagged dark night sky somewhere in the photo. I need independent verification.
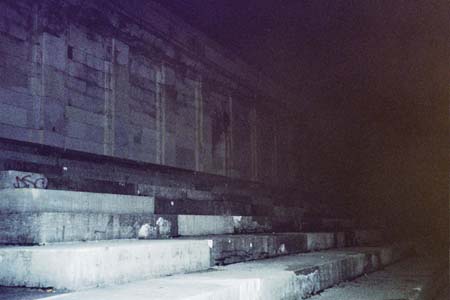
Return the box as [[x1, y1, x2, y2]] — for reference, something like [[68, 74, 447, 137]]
[[155, 1, 449, 246]]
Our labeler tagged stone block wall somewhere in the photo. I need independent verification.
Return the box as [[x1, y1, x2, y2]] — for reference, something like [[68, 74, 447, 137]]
[[0, 0, 297, 185]]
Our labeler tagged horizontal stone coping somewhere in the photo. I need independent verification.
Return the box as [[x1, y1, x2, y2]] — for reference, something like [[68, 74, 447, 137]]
[[0, 188, 154, 214]]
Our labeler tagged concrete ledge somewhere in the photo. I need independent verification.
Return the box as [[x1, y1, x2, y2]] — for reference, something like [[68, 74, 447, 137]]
[[0, 189, 154, 214], [207, 233, 308, 265], [0, 213, 177, 245], [177, 215, 234, 235], [0, 239, 212, 290], [177, 215, 277, 236], [43, 242, 413, 299], [196, 231, 380, 266]]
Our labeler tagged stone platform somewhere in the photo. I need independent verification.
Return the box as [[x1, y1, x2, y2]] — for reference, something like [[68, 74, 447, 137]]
[[0, 239, 211, 290], [40, 242, 413, 299], [0, 230, 385, 291]]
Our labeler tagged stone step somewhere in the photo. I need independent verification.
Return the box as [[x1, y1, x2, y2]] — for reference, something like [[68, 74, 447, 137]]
[[154, 196, 283, 217], [0, 229, 387, 292], [189, 230, 383, 266], [0, 188, 306, 244], [0, 188, 162, 244], [1, 210, 299, 245], [41, 242, 414, 299], [0, 212, 178, 245], [0, 239, 212, 291], [0, 189, 154, 214], [1, 173, 301, 219], [0, 188, 359, 245]]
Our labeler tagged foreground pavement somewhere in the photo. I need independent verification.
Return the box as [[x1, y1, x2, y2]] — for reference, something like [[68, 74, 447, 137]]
[[308, 255, 448, 300]]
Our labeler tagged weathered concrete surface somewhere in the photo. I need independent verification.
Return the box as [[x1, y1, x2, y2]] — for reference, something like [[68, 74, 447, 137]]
[[181, 230, 382, 266], [0, 239, 211, 290], [0, 213, 177, 245], [233, 215, 274, 233], [308, 256, 448, 300], [0, 189, 159, 244], [306, 232, 344, 250], [177, 215, 235, 235], [202, 233, 308, 265], [195, 232, 339, 265], [0, 189, 154, 214], [42, 243, 413, 299], [177, 215, 284, 235], [0, 170, 48, 189]]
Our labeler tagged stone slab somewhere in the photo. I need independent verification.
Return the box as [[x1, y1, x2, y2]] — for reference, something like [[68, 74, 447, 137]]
[[0, 239, 212, 290], [306, 232, 345, 251], [154, 197, 261, 216], [184, 231, 382, 266], [232, 215, 273, 233], [0, 188, 154, 214], [0, 212, 177, 245], [42, 242, 414, 299], [0, 170, 48, 189], [205, 233, 308, 265], [177, 215, 235, 236], [177, 215, 284, 236]]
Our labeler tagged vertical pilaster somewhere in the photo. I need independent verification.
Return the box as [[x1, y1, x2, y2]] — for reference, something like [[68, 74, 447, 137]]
[[225, 95, 233, 176], [103, 53, 114, 155], [194, 76, 203, 172], [250, 107, 258, 181], [156, 63, 166, 165], [107, 38, 129, 158], [272, 118, 279, 183], [30, 4, 44, 143]]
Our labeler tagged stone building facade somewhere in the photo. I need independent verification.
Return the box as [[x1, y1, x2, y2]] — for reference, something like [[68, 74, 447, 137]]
[[0, 0, 298, 185]]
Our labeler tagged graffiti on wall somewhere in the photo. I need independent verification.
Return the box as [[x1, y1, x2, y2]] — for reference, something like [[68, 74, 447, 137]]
[[13, 175, 48, 189]]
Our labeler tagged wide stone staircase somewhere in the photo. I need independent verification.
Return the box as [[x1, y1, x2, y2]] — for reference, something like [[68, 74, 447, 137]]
[[0, 139, 420, 299]]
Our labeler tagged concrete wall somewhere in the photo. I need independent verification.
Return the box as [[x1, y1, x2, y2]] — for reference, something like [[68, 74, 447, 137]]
[[0, 0, 297, 185]]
